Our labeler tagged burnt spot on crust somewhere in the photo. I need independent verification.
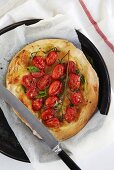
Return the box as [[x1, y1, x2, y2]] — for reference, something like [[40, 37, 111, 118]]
[[93, 85, 98, 92]]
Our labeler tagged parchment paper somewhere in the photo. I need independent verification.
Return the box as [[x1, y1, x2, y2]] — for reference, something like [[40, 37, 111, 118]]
[[0, 14, 112, 170]]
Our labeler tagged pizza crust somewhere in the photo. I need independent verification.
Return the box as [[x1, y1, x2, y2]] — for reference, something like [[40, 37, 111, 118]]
[[6, 39, 99, 141]]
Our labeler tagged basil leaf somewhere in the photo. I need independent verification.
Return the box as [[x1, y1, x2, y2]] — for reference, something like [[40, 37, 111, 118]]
[[80, 74, 85, 84], [36, 90, 47, 98], [27, 66, 39, 73]]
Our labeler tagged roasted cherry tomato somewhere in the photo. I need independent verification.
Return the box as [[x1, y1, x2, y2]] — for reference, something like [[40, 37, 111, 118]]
[[68, 73, 80, 90], [66, 61, 76, 73], [32, 98, 43, 111], [41, 108, 55, 121], [32, 56, 45, 70], [22, 74, 36, 89], [37, 75, 51, 90], [31, 70, 45, 78], [45, 96, 59, 107], [64, 107, 76, 123], [46, 51, 58, 66], [71, 92, 82, 105], [44, 118, 60, 128], [48, 81, 62, 96], [26, 88, 37, 99], [52, 64, 64, 79]]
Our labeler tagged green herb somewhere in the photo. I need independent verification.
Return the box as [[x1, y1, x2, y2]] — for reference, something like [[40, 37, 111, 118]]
[[21, 85, 26, 93], [80, 74, 85, 84], [36, 89, 47, 98], [76, 69, 80, 75], [27, 66, 39, 73]]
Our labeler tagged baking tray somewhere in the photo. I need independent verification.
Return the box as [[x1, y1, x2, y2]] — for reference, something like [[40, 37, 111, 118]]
[[0, 19, 111, 162]]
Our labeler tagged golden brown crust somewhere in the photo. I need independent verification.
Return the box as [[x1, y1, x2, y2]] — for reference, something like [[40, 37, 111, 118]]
[[6, 39, 99, 141]]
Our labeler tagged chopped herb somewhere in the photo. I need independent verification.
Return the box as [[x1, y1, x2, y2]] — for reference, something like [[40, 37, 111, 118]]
[[36, 89, 47, 98], [27, 66, 39, 73], [80, 74, 85, 84], [21, 85, 26, 93]]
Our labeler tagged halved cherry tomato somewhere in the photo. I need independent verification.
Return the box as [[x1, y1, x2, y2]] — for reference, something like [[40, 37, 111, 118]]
[[52, 64, 64, 79], [32, 56, 45, 70], [44, 118, 60, 128], [46, 51, 58, 66], [48, 81, 62, 96], [64, 107, 76, 123], [71, 92, 82, 105], [26, 88, 37, 99], [32, 98, 43, 111], [37, 75, 51, 90], [68, 73, 80, 90], [45, 96, 59, 107], [22, 75, 36, 89], [41, 108, 55, 121], [66, 61, 76, 73], [31, 70, 45, 78]]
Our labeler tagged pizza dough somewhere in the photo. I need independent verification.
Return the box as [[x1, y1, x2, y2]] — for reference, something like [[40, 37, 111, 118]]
[[6, 39, 99, 141]]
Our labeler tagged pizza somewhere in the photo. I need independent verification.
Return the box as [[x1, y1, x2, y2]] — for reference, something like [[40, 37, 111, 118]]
[[6, 39, 99, 141]]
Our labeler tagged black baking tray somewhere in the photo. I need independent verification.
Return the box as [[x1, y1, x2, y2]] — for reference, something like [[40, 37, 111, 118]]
[[0, 19, 111, 162]]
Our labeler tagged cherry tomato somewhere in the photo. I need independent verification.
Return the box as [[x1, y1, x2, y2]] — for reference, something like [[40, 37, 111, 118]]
[[48, 81, 62, 96], [32, 98, 43, 111], [64, 107, 76, 123], [71, 92, 82, 105], [32, 56, 45, 70], [45, 96, 59, 107], [26, 88, 37, 99], [66, 61, 76, 73], [41, 108, 55, 121], [46, 51, 58, 66], [22, 74, 36, 89], [68, 73, 80, 90], [44, 118, 60, 128], [31, 70, 45, 78], [37, 75, 51, 90], [52, 64, 64, 79]]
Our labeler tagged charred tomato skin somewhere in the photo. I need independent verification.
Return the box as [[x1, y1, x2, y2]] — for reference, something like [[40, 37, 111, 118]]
[[68, 73, 80, 90], [32, 56, 45, 70], [44, 117, 60, 128], [32, 98, 43, 111], [45, 96, 59, 107], [64, 107, 76, 123], [37, 75, 51, 90], [41, 108, 55, 121], [48, 80, 62, 96], [52, 64, 65, 79], [31, 70, 45, 78], [46, 51, 58, 66], [66, 61, 76, 74], [71, 92, 82, 105], [26, 88, 37, 99], [22, 74, 36, 89]]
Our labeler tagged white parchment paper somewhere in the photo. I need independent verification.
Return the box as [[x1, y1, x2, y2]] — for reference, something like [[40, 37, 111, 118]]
[[0, 14, 113, 170]]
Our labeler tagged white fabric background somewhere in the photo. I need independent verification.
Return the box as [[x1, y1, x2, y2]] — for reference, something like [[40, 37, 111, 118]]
[[0, 0, 114, 170]]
